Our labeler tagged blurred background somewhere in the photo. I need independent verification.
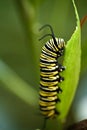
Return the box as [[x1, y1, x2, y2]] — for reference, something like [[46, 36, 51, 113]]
[[0, 0, 87, 130]]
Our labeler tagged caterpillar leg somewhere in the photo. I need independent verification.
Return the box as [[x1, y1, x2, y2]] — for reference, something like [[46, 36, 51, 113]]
[[57, 87, 62, 93], [58, 64, 66, 72], [58, 75, 64, 82]]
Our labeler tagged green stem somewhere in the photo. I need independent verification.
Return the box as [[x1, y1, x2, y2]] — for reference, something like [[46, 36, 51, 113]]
[[14, 0, 39, 79], [0, 60, 38, 108]]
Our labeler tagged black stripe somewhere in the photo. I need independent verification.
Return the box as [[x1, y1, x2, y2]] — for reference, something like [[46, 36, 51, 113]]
[[40, 77, 58, 82], [40, 67, 58, 72], [40, 105, 55, 109], [40, 97, 57, 102], [40, 58, 57, 64], [40, 107, 55, 111], [42, 50, 56, 59], [45, 44, 56, 53], [39, 94, 56, 98], [40, 87, 57, 92], [49, 39, 58, 51], [40, 83, 58, 88]]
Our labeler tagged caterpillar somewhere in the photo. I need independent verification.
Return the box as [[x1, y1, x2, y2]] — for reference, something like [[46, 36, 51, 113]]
[[39, 24, 65, 120]]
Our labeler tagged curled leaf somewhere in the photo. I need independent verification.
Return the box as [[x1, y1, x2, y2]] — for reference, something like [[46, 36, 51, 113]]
[[57, 0, 81, 120]]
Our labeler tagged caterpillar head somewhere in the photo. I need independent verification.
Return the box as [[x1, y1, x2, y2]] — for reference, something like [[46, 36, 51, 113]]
[[56, 38, 65, 56]]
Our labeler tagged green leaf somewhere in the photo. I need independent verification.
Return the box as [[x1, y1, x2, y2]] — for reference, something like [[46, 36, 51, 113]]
[[56, 0, 81, 120]]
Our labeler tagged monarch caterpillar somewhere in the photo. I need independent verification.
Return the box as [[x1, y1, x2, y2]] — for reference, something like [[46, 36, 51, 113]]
[[39, 24, 65, 122]]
